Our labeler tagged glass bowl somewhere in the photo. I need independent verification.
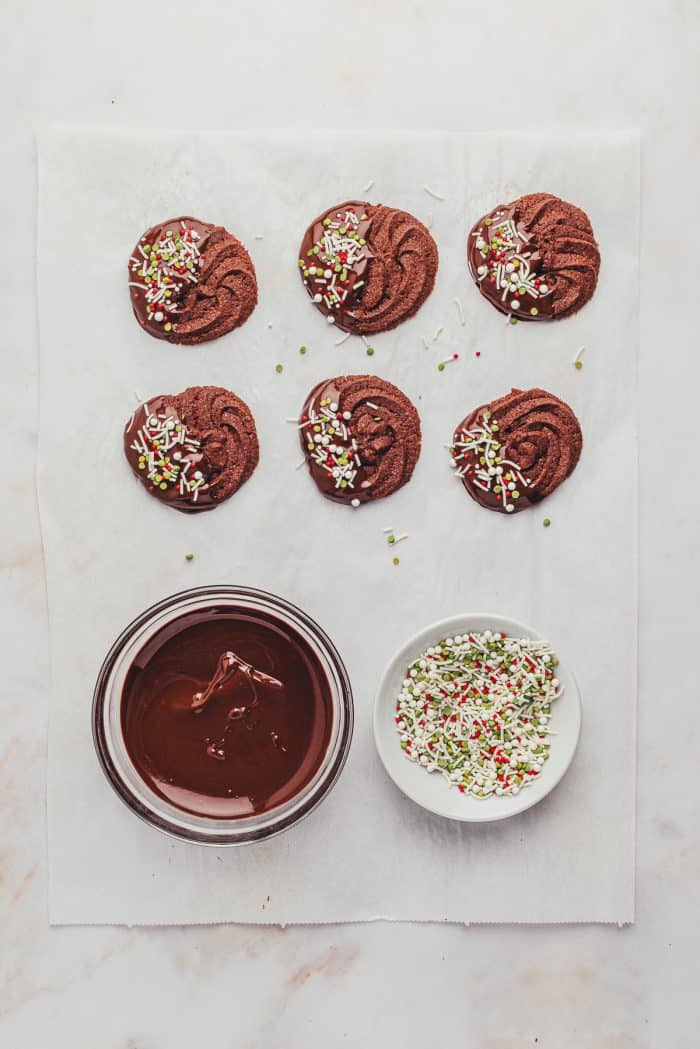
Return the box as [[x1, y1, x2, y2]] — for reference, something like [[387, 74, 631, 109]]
[[93, 585, 353, 845]]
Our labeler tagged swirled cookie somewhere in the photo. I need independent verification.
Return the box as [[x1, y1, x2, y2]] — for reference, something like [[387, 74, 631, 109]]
[[299, 375, 421, 505], [450, 388, 582, 513], [128, 216, 257, 343], [467, 193, 599, 321], [298, 201, 438, 334], [124, 386, 259, 513]]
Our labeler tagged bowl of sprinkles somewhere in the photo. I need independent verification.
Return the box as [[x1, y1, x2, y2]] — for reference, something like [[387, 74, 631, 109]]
[[374, 614, 581, 822]]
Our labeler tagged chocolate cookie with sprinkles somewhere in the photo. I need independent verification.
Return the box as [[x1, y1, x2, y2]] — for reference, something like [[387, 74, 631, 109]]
[[124, 386, 259, 513], [128, 216, 258, 344], [299, 375, 421, 506], [467, 193, 600, 321], [449, 388, 582, 513], [298, 201, 438, 334]]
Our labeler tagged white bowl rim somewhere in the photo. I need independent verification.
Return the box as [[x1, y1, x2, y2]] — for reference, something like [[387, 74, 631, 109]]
[[373, 611, 582, 824]]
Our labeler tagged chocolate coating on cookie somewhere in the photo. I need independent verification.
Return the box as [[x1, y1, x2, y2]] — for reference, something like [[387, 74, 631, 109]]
[[299, 201, 438, 334], [300, 375, 421, 505], [450, 388, 582, 514], [124, 385, 259, 513], [467, 193, 599, 321], [128, 216, 257, 344]]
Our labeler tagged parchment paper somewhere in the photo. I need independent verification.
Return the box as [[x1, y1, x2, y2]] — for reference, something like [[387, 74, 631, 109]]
[[38, 128, 638, 925]]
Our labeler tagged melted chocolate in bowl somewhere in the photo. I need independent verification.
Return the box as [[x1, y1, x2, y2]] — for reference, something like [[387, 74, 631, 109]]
[[121, 607, 334, 820]]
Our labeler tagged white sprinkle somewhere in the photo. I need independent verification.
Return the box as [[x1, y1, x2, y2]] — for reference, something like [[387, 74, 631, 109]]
[[361, 335, 372, 349], [393, 533, 409, 544], [433, 326, 444, 342], [335, 332, 352, 346], [295, 458, 306, 470], [453, 298, 465, 326], [254, 234, 264, 240], [421, 336, 430, 351], [351, 498, 361, 507], [326, 315, 336, 325], [382, 526, 394, 534], [362, 179, 375, 193], [423, 184, 445, 201], [574, 345, 586, 363]]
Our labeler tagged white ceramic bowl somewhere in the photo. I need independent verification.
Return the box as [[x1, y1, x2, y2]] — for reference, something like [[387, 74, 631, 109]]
[[373, 612, 581, 823]]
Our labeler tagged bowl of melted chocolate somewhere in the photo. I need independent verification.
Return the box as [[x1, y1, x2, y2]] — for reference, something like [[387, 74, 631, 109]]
[[93, 586, 353, 845]]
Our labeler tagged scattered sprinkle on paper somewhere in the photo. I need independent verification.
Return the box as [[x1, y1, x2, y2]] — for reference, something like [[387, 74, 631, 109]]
[[335, 332, 351, 346], [453, 298, 465, 326], [362, 179, 375, 193], [423, 184, 445, 201]]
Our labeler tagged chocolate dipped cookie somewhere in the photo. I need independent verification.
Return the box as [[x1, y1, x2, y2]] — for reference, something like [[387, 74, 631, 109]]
[[124, 386, 259, 513], [299, 201, 438, 334]]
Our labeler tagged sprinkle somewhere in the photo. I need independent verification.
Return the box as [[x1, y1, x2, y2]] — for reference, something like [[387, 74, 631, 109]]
[[254, 234, 264, 240], [351, 498, 361, 508], [362, 179, 375, 192], [295, 458, 306, 470], [128, 405, 209, 502], [438, 355, 457, 367], [185, 553, 194, 562], [366, 346, 375, 357], [395, 631, 560, 798], [423, 184, 445, 201], [433, 326, 444, 342], [573, 345, 585, 370], [335, 332, 352, 346], [275, 364, 284, 373], [421, 336, 430, 351], [543, 518, 551, 528], [574, 360, 583, 371], [392, 557, 400, 566], [453, 298, 465, 326], [383, 526, 394, 534]]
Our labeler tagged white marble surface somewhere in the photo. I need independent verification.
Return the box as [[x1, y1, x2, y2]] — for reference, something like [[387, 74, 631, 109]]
[[0, 1, 696, 1045]]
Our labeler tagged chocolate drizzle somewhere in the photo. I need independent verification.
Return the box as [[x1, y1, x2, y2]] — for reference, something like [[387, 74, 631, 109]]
[[299, 200, 438, 334], [128, 216, 258, 344], [467, 193, 599, 321], [451, 388, 583, 513], [124, 385, 259, 513], [299, 374, 421, 505]]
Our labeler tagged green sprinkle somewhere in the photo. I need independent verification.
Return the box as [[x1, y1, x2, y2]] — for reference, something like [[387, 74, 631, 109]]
[[393, 556, 400, 566], [437, 362, 445, 372], [275, 363, 283, 373], [387, 534, 396, 545], [299, 345, 307, 355], [366, 346, 375, 356], [543, 518, 551, 528], [185, 553, 194, 562], [574, 360, 583, 370], [509, 316, 518, 325]]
